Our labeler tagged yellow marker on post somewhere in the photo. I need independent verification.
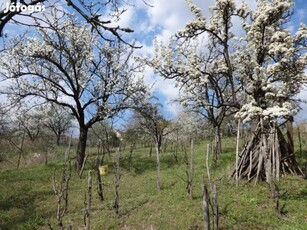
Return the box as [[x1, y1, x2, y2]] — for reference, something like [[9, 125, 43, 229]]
[[99, 165, 108, 175]]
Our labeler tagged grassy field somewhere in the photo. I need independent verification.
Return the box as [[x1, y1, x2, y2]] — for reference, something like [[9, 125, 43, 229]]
[[0, 138, 306, 229]]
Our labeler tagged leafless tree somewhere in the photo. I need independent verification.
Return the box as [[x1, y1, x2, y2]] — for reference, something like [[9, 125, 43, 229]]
[[44, 104, 73, 146], [133, 101, 171, 190]]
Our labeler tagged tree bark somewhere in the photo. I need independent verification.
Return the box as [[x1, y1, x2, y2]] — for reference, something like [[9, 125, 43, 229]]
[[202, 184, 210, 230], [56, 133, 61, 146], [235, 119, 241, 186], [85, 170, 92, 230], [96, 168, 104, 201], [149, 141, 153, 157], [155, 140, 161, 191], [76, 126, 89, 171], [214, 125, 222, 160], [188, 138, 194, 199], [206, 144, 211, 185], [212, 184, 219, 230], [113, 146, 121, 216], [17, 131, 26, 169], [286, 117, 294, 155]]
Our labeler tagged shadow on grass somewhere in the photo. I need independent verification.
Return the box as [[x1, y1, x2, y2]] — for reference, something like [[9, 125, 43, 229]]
[[295, 149, 307, 159], [120, 199, 150, 216], [0, 187, 53, 229], [280, 203, 288, 215], [120, 153, 179, 175], [220, 201, 235, 216], [279, 188, 307, 201]]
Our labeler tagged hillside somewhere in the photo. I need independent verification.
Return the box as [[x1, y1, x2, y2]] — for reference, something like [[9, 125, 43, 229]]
[[0, 138, 306, 229]]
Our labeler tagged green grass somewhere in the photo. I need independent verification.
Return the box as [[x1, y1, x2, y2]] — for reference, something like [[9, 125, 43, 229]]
[[0, 139, 307, 229]]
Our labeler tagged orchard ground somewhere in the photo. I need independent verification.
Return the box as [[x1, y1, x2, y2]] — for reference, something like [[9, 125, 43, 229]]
[[0, 137, 306, 229]]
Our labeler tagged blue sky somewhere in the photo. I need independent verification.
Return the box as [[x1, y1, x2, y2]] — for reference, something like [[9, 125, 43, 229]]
[[0, 0, 307, 125]]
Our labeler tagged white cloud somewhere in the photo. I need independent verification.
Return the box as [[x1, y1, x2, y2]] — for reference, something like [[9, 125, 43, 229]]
[[156, 79, 181, 116]]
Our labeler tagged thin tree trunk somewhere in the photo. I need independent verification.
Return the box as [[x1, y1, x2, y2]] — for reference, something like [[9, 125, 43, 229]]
[[113, 146, 121, 216], [76, 126, 89, 171], [149, 141, 153, 157], [174, 136, 179, 162], [64, 134, 72, 164], [212, 184, 219, 230], [275, 130, 280, 182], [79, 151, 90, 178], [84, 170, 92, 230], [202, 184, 210, 230], [17, 131, 26, 169], [188, 138, 194, 199], [45, 148, 48, 166], [272, 183, 281, 218], [128, 143, 135, 169], [56, 134, 61, 146], [298, 127, 302, 157], [52, 161, 71, 229], [214, 125, 222, 160], [206, 144, 211, 185], [286, 117, 294, 154], [163, 140, 167, 153], [155, 140, 161, 191], [96, 168, 104, 201], [235, 119, 241, 186]]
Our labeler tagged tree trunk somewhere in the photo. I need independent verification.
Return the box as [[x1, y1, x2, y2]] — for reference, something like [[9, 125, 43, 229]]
[[286, 117, 294, 155], [202, 184, 210, 230], [206, 144, 211, 184], [76, 126, 89, 171], [212, 184, 219, 230], [113, 146, 121, 216], [85, 170, 92, 230], [235, 120, 241, 186], [17, 131, 26, 169], [158, 136, 162, 154], [214, 125, 222, 160], [149, 141, 153, 157], [155, 140, 161, 191], [298, 127, 302, 157], [96, 168, 104, 201], [188, 138, 194, 199], [56, 134, 61, 146]]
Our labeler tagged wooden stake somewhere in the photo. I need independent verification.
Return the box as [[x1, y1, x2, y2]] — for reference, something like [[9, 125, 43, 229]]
[[298, 127, 302, 157], [155, 140, 161, 191], [212, 184, 219, 230], [206, 144, 211, 185], [202, 184, 210, 230], [188, 138, 195, 199], [17, 131, 25, 169], [235, 119, 241, 186], [52, 161, 71, 229], [96, 168, 104, 201], [113, 146, 121, 216], [79, 151, 90, 178], [85, 170, 92, 230]]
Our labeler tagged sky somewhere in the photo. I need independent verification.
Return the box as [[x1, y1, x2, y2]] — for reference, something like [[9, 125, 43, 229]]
[[0, 0, 307, 125]]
